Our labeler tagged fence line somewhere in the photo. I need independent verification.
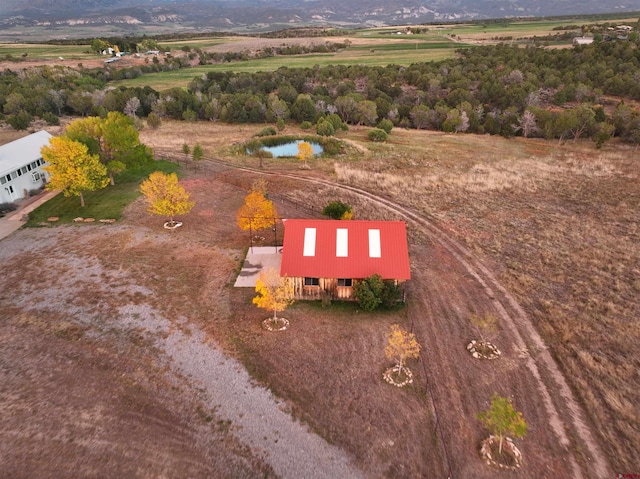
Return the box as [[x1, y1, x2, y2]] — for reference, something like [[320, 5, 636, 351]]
[[152, 147, 323, 217]]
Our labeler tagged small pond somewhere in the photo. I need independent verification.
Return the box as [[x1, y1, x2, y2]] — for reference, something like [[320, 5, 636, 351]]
[[260, 140, 323, 158]]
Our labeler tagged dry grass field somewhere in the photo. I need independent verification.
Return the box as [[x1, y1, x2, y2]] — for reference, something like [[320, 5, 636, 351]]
[[140, 120, 639, 473], [330, 128, 640, 473], [1, 119, 637, 477]]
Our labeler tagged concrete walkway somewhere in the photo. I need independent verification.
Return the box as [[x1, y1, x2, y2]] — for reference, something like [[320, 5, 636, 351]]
[[234, 246, 283, 287], [0, 190, 60, 242]]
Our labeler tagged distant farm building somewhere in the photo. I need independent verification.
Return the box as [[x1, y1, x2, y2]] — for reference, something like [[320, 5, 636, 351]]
[[280, 219, 411, 300], [573, 37, 594, 45], [0, 131, 52, 203]]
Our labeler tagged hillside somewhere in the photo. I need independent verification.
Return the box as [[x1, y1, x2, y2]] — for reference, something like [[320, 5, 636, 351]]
[[1, 0, 639, 38]]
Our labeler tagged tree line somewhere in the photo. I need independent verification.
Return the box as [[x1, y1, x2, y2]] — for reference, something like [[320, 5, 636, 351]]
[[2, 40, 640, 145]]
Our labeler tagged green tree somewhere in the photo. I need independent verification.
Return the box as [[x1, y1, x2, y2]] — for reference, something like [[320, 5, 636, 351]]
[[377, 118, 393, 134], [147, 112, 162, 129], [322, 200, 352, 220], [367, 129, 388, 142], [290, 94, 316, 123], [335, 95, 360, 124], [3, 92, 27, 116], [182, 109, 197, 122], [357, 100, 378, 126], [65, 113, 152, 185], [478, 393, 528, 456], [41, 137, 109, 207], [192, 143, 204, 169], [354, 274, 385, 311], [101, 112, 152, 181], [316, 118, 335, 137], [326, 113, 348, 132], [593, 123, 615, 149], [138, 39, 160, 53], [91, 38, 110, 54], [140, 171, 195, 225], [380, 281, 402, 308], [181, 143, 190, 164], [6, 111, 33, 131], [354, 274, 401, 310]]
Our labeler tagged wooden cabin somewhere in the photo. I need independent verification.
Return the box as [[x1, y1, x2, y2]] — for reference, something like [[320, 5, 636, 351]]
[[279, 219, 411, 301]]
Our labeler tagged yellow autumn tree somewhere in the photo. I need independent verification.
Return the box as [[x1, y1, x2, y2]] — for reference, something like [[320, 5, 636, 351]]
[[297, 141, 314, 168], [41, 136, 109, 207], [237, 184, 278, 233], [140, 171, 195, 226], [385, 324, 421, 374], [253, 267, 294, 323], [65, 113, 153, 186]]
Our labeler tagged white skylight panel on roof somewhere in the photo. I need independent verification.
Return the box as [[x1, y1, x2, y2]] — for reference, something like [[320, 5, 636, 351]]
[[336, 228, 348, 257], [369, 229, 381, 258], [303, 227, 316, 256]]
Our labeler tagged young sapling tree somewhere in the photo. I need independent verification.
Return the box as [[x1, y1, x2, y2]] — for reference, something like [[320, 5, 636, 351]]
[[478, 393, 528, 456], [253, 267, 294, 328], [140, 171, 195, 227], [384, 324, 421, 376]]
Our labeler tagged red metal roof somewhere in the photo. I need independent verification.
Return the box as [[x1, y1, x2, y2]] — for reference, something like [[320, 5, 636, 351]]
[[280, 219, 411, 280]]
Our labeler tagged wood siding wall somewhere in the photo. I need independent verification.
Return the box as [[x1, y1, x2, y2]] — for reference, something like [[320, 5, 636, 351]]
[[289, 277, 405, 302]]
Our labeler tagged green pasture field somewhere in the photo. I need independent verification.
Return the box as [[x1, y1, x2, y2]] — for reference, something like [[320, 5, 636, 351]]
[[25, 160, 178, 225], [112, 37, 463, 90], [348, 40, 460, 51], [0, 43, 96, 61], [155, 37, 234, 50], [448, 16, 639, 39]]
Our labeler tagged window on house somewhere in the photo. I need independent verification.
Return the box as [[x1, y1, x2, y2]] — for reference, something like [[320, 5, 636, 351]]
[[30, 162, 37, 169], [21, 167, 27, 174], [10, 171, 17, 179], [17, 169, 22, 176], [31, 172, 41, 182], [0, 177, 6, 185], [337, 278, 353, 287], [27, 164, 32, 171], [304, 277, 320, 286]]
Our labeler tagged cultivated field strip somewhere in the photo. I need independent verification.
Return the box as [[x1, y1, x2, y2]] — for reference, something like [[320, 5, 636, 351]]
[[187, 154, 611, 479]]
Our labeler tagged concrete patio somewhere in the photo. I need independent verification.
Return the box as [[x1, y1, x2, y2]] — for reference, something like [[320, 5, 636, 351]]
[[234, 246, 283, 287]]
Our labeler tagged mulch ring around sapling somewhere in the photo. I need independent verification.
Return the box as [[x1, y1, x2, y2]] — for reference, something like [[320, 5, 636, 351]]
[[262, 317, 289, 332], [383, 365, 414, 387], [479, 435, 523, 469], [467, 340, 501, 360]]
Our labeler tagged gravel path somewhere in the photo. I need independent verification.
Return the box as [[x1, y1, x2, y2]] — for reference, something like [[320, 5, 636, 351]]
[[118, 305, 365, 479]]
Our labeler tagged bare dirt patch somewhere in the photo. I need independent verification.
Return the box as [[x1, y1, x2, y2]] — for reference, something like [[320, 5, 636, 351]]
[[0, 305, 273, 479]]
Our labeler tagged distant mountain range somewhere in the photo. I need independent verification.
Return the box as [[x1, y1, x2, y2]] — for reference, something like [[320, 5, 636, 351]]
[[1, 0, 639, 36]]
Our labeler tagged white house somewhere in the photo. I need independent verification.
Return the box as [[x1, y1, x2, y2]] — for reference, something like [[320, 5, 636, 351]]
[[0, 131, 53, 204]]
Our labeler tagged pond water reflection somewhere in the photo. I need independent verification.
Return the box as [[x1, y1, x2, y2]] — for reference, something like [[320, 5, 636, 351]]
[[261, 141, 323, 158]]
